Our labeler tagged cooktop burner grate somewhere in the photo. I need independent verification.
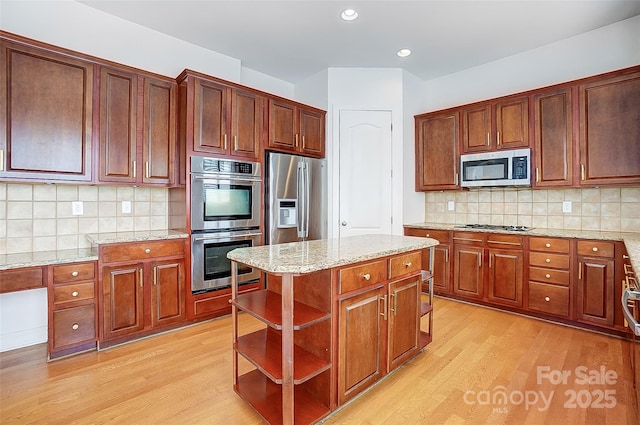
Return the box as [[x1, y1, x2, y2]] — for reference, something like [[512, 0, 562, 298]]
[[456, 224, 532, 232]]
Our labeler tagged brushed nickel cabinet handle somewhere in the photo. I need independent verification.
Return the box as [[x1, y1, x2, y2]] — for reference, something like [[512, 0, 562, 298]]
[[486, 132, 490, 146], [489, 254, 492, 268], [581, 164, 585, 181], [71, 291, 79, 297], [455, 172, 458, 185], [545, 297, 550, 302], [132, 160, 137, 178], [145, 248, 151, 254], [623, 254, 630, 259], [234, 135, 238, 151], [380, 295, 388, 320], [302, 135, 305, 147], [478, 254, 482, 268], [72, 323, 79, 330], [592, 247, 598, 252], [536, 167, 540, 183], [389, 292, 397, 315], [295, 134, 299, 147], [445, 249, 449, 263], [497, 131, 501, 146], [0, 149, 4, 171], [153, 267, 157, 286], [139, 268, 143, 287], [545, 243, 551, 248], [404, 261, 412, 268], [578, 262, 582, 279], [71, 271, 79, 277], [363, 273, 371, 281], [545, 274, 551, 279], [545, 258, 551, 263], [426, 234, 430, 238], [145, 161, 150, 179]]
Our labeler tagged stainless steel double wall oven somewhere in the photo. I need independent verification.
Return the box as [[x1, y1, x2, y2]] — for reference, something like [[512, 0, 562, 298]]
[[190, 156, 262, 294]]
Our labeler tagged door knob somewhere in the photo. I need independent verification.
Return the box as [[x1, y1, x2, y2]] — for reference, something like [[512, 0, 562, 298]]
[[341, 221, 347, 226]]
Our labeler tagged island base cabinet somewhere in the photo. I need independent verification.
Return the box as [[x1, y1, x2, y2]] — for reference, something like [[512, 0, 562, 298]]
[[338, 286, 386, 406], [388, 277, 421, 371]]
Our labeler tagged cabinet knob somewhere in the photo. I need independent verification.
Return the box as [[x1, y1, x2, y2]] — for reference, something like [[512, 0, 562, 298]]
[[341, 221, 347, 226], [71, 291, 79, 297], [592, 247, 598, 252], [363, 273, 371, 281], [405, 262, 412, 268], [71, 271, 79, 277], [145, 248, 151, 254], [426, 234, 430, 237], [623, 254, 630, 259], [545, 258, 551, 263], [545, 243, 551, 248], [72, 323, 79, 330], [545, 274, 551, 279], [545, 297, 550, 302]]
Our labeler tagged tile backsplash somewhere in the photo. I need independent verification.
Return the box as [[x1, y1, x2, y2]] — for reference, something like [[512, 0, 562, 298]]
[[424, 187, 640, 232], [0, 183, 169, 255]]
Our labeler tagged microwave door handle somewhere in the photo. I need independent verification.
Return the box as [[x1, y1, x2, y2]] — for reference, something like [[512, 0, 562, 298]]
[[297, 162, 305, 238], [622, 289, 640, 336]]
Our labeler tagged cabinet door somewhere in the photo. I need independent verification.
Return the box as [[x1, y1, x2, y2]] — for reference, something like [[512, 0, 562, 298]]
[[388, 277, 420, 371], [576, 257, 615, 327], [299, 108, 325, 157], [453, 245, 484, 298], [150, 259, 185, 327], [102, 264, 145, 340], [579, 71, 640, 185], [0, 40, 93, 181], [338, 286, 386, 405], [432, 245, 451, 294], [142, 77, 176, 184], [533, 87, 573, 187], [193, 78, 228, 155], [268, 99, 297, 151], [487, 248, 523, 307], [495, 96, 529, 150], [462, 104, 491, 153], [230, 88, 263, 159], [415, 112, 459, 190], [98, 67, 138, 183]]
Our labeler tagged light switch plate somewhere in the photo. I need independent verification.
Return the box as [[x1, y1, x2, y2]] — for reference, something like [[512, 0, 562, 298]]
[[122, 200, 132, 214], [562, 201, 572, 213], [71, 201, 83, 216], [447, 201, 455, 211]]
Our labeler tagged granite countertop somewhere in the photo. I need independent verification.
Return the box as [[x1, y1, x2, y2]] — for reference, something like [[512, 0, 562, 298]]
[[405, 222, 640, 275], [227, 234, 439, 274], [1, 230, 189, 270]]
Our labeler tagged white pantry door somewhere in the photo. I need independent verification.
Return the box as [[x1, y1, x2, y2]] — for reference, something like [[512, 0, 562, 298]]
[[338, 110, 393, 238]]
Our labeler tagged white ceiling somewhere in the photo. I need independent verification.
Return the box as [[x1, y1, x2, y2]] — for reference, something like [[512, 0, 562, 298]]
[[79, 0, 640, 84]]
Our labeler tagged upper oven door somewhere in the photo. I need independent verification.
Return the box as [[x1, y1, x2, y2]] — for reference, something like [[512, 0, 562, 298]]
[[191, 175, 261, 231]]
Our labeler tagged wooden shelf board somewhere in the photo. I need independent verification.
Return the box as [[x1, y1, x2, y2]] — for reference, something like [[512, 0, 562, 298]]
[[232, 290, 331, 330], [421, 301, 433, 317], [235, 329, 331, 385], [419, 331, 432, 350], [235, 369, 331, 425]]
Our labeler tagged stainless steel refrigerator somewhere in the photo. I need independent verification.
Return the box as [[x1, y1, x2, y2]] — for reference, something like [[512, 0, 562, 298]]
[[265, 152, 327, 245]]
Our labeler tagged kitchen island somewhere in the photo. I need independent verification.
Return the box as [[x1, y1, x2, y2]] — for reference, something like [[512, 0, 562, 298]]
[[227, 234, 438, 425]]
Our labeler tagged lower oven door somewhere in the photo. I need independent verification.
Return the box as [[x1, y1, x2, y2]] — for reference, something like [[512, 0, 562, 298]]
[[191, 230, 262, 293]]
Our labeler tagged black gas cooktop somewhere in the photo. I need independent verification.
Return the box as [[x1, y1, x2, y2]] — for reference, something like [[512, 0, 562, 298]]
[[455, 224, 532, 232]]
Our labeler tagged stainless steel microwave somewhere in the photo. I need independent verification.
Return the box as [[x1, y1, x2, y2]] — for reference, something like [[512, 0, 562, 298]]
[[460, 148, 531, 187]]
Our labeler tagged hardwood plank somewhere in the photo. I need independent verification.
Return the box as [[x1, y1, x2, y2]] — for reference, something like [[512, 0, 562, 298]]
[[0, 298, 637, 424]]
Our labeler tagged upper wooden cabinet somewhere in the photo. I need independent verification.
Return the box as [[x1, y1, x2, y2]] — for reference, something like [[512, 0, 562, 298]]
[[268, 98, 325, 158], [0, 38, 93, 182], [180, 72, 264, 161], [98, 66, 176, 186], [578, 70, 640, 186], [461, 96, 529, 153], [414, 111, 459, 190], [533, 86, 574, 187]]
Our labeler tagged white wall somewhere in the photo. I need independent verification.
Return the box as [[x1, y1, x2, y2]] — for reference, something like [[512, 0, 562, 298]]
[[0, 0, 295, 99]]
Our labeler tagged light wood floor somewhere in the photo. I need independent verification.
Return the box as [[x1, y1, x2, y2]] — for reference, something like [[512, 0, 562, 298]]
[[1, 297, 638, 425]]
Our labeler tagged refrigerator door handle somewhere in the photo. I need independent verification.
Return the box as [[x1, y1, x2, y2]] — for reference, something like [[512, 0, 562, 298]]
[[297, 162, 305, 238], [304, 162, 310, 238]]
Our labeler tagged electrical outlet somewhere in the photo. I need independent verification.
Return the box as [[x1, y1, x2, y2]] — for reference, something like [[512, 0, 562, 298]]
[[71, 201, 83, 216], [562, 201, 572, 213], [122, 200, 132, 214], [447, 201, 455, 211]]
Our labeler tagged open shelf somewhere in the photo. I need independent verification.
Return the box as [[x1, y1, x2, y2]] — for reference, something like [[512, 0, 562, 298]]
[[419, 330, 433, 349], [236, 369, 331, 425], [232, 290, 331, 330], [421, 301, 433, 317], [235, 329, 331, 385]]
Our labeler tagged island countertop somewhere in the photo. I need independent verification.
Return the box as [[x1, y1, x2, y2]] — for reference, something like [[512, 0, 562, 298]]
[[227, 234, 439, 274]]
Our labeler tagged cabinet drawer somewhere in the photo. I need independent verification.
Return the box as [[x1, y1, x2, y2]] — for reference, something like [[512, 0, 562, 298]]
[[52, 262, 95, 284], [452, 232, 485, 246], [529, 267, 570, 286], [0, 267, 44, 293], [529, 237, 570, 254], [576, 240, 614, 258], [528, 282, 570, 317], [53, 282, 95, 305], [389, 251, 422, 279], [486, 234, 523, 248], [404, 227, 450, 243], [101, 240, 185, 263], [52, 304, 96, 349], [339, 259, 387, 294], [529, 252, 570, 270]]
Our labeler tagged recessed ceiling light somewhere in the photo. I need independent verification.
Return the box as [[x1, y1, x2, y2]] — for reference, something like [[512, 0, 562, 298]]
[[341, 9, 358, 21], [397, 48, 412, 58]]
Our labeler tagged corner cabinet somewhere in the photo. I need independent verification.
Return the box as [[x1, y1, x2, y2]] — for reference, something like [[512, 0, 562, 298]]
[[414, 111, 459, 190], [0, 38, 93, 182], [268, 98, 325, 158]]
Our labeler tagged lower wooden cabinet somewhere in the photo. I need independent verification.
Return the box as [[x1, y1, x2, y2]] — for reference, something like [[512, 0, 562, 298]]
[[528, 281, 570, 317], [486, 236, 524, 307], [453, 237, 484, 299], [99, 239, 187, 344], [575, 241, 615, 327], [387, 277, 421, 370]]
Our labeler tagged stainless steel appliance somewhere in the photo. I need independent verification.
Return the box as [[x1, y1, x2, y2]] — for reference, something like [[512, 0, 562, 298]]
[[191, 230, 262, 293], [266, 152, 327, 244], [190, 156, 261, 231], [190, 156, 262, 293], [621, 261, 640, 414], [455, 224, 532, 232], [460, 148, 531, 187]]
